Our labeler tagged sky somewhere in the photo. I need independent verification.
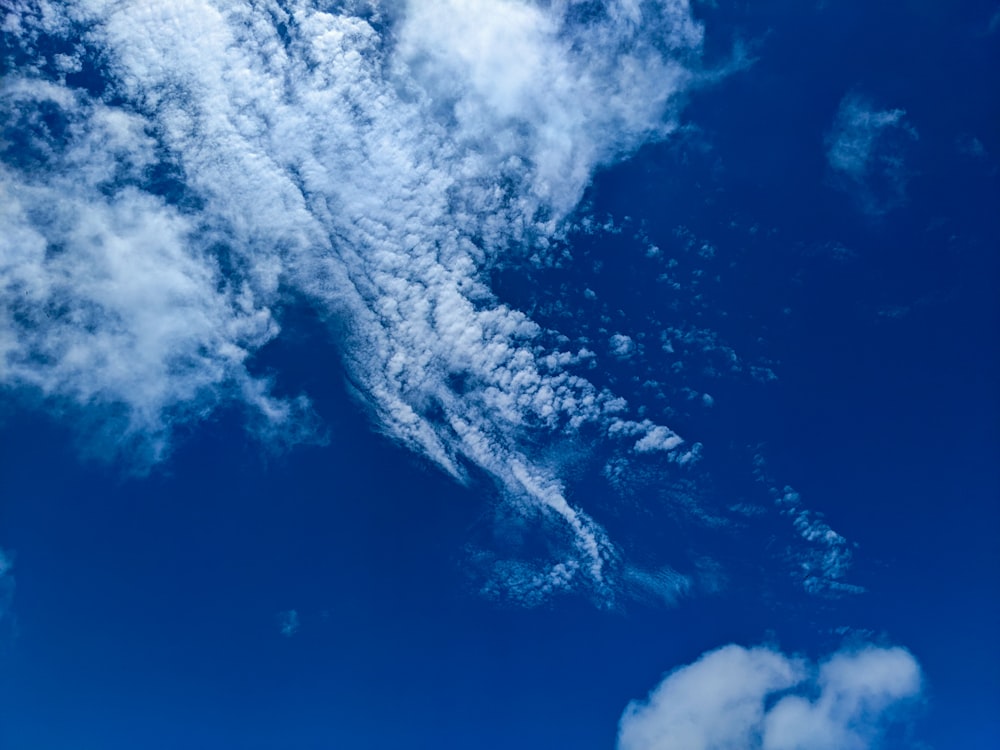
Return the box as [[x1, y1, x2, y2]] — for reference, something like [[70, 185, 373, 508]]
[[0, 1, 998, 748]]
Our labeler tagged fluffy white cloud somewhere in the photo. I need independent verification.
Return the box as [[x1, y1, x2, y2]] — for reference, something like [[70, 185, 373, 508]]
[[0, 94, 300, 464], [610, 333, 637, 358], [1, 0, 706, 600], [618, 644, 922, 750]]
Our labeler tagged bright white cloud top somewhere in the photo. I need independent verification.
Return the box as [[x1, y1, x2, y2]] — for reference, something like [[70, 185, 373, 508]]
[[1, 0, 708, 602], [618, 644, 923, 750], [0, 0, 863, 604]]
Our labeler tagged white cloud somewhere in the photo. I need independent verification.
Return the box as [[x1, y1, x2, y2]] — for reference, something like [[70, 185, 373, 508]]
[[825, 93, 918, 215], [618, 644, 922, 750], [634, 426, 685, 454], [0, 75, 312, 467], [2, 1, 707, 600], [749, 451, 861, 596], [610, 333, 637, 358], [608, 418, 688, 456], [776, 487, 862, 596]]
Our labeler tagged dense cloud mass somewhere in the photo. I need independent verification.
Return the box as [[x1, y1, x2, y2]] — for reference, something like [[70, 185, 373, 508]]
[[1, 1, 860, 603], [1, 0, 707, 600], [618, 644, 923, 750]]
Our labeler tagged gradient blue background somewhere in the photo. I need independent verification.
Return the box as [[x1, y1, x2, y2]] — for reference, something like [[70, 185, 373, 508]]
[[1, 1, 998, 748]]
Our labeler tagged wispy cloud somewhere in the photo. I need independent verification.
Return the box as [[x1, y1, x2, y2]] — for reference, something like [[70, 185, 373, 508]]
[[825, 93, 918, 215], [988, 7, 1000, 35], [623, 565, 693, 607], [754, 456, 862, 596], [1, 2, 865, 609], [0, 547, 14, 626], [618, 643, 922, 750], [777, 487, 862, 596], [277, 609, 300, 637], [1, 0, 708, 602]]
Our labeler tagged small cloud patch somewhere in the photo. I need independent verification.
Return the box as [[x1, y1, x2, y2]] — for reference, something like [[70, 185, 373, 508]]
[[825, 93, 917, 215], [277, 609, 300, 638], [0, 547, 13, 624], [609, 333, 637, 359]]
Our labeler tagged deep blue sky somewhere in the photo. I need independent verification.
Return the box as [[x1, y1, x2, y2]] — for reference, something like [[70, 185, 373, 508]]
[[1, 1, 998, 748]]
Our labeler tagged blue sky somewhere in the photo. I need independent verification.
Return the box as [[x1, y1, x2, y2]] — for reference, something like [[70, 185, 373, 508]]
[[0, 1, 997, 748]]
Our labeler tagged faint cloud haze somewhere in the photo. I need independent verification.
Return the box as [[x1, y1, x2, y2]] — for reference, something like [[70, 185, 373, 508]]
[[278, 609, 300, 638], [0, 547, 13, 623], [825, 93, 918, 215]]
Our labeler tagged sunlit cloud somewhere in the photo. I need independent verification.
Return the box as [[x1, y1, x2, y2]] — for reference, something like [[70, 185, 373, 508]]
[[1, 0, 857, 604], [618, 643, 923, 750], [1, 0, 709, 602]]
